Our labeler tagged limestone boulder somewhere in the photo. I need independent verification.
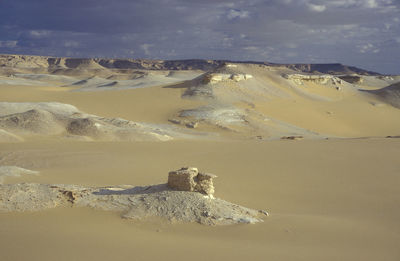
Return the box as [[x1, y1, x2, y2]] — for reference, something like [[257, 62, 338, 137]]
[[168, 167, 217, 196]]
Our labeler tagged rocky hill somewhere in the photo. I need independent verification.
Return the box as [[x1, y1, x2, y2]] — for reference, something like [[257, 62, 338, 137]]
[[0, 54, 381, 75]]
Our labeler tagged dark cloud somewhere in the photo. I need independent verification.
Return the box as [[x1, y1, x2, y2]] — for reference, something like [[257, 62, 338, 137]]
[[0, 0, 399, 74]]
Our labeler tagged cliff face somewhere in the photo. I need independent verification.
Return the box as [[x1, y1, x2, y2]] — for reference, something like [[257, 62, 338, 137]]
[[0, 54, 381, 75]]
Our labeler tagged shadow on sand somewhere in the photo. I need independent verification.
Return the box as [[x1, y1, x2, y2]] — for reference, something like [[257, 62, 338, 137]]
[[93, 183, 171, 196]]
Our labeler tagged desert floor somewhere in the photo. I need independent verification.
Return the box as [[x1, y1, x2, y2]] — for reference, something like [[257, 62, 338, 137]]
[[1, 75, 399, 260]]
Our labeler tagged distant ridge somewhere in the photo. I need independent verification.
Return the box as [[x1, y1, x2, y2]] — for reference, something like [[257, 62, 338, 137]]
[[0, 54, 381, 75], [281, 63, 380, 76]]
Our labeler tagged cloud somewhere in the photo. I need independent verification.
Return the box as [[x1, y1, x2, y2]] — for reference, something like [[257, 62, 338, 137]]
[[29, 30, 51, 38], [285, 43, 298, 49], [242, 46, 259, 51], [365, 0, 378, 8], [64, 40, 79, 48], [140, 44, 153, 56], [226, 9, 249, 20], [0, 40, 17, 48], [307, 3, 326, 12], [327, 0, 398, 10], [358, 43, 380, 53]]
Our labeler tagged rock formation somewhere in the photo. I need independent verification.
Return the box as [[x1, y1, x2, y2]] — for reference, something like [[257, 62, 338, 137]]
[[168, 167, 217, 196], [0, 167, 266, 225], [0, 102, 210, 142], [203, 73, 253, 84], [283, 73, 343, 86], [338, 75, 363, 84]]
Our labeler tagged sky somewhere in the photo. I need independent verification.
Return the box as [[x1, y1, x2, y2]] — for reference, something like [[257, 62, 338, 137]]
[[0, 0, 399, 74]]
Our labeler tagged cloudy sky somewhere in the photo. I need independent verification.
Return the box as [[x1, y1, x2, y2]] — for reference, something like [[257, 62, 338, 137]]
[[0, 0, 399, 74]]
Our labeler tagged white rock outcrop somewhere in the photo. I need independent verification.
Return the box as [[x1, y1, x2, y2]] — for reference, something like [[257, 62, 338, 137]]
[[283, 74, 343, 86], [204, 73, 253, 84], [0, 168, 266, 225]]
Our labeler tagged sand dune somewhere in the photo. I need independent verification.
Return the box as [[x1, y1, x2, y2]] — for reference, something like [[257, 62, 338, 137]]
[[0, 70, 203, 92], [0, 166, 38, 184], [68, 71, 202, 91], [365, 82, 400, 108]]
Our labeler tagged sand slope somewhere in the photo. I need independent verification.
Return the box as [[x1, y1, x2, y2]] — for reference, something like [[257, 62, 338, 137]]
[[365, 82, 400, 108]]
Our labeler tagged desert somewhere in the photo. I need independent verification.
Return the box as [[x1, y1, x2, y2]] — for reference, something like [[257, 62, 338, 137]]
[[0, 53, 399, 260]]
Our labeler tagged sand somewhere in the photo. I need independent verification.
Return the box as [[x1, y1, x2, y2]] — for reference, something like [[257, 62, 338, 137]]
[[0, 59, 400, 260], [0, 139, 399, 261]]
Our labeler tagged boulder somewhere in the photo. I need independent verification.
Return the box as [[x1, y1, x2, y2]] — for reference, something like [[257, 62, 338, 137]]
[[168, 167, 217, 196], [168, 167, 198, 192], [195, 172, 217, 195]]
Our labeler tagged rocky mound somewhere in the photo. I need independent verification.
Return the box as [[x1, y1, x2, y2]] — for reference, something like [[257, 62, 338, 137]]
[[0, 102, 204, 142], [0, 109, 65, 135], [168, 64, 333, 138], [0, 102, 79, 116], [0, 167, 266, 225], [66, 118, 100, 137]]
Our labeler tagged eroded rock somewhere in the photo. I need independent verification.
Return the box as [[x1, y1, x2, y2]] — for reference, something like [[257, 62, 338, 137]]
[[283, 74, 343, 86], [168, 167, 217, 196], [0, 168, 265, 225], [168, 167, 198, 192], [168, 118, 199, 129], [66, 118, 100, 136], [0, 182, 263, 225], [185, 122, 198, 129], [0, 102, 204, 142], [203, 73, 253, 84], [339, 75, 363, 84], [281, 135, 304, 140], [195, 172, 217, 196]]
